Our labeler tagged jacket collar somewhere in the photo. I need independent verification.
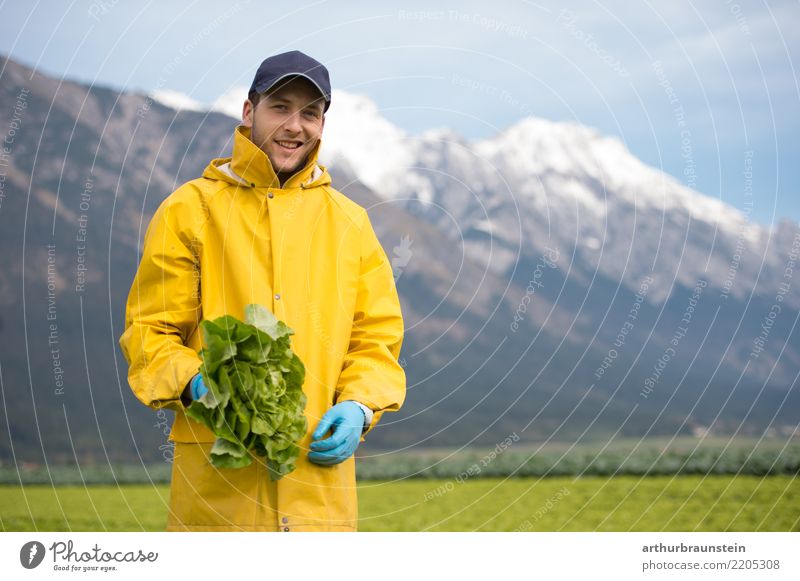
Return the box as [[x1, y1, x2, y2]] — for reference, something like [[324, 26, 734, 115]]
[[225, 124, 325, 190]]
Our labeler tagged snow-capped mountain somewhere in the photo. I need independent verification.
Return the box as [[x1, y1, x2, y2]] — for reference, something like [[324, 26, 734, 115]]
[[308, 90, 783, 309]]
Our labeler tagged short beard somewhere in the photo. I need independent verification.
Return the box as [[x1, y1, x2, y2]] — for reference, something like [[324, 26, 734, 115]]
[[252, 114, 307, 185]]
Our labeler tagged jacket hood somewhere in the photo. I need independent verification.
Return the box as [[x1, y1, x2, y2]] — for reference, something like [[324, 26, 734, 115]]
[[202, 125, 331, 190]]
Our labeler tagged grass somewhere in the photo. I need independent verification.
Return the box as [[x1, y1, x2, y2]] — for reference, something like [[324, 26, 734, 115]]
[[358, 475, 800, 531], [2, 475, 797, 532], [0, 484, 170, 532]]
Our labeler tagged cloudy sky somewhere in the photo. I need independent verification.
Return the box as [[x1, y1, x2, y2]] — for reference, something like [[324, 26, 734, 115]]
[[1, 0, 797, 224]]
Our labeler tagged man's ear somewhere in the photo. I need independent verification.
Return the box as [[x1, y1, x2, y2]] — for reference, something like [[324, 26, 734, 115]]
[[242, 100, 254, 127]]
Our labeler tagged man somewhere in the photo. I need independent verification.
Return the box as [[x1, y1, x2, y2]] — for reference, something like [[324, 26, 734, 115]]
[[119, 51, 406, 531]]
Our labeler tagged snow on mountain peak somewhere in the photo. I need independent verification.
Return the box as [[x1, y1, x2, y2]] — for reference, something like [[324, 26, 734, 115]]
[[478, 115, 642, 182], [318, 90, 414, 191], [477, 114, 749, 231], [210, 85, 248, 119], [150, 89, 206, 112]]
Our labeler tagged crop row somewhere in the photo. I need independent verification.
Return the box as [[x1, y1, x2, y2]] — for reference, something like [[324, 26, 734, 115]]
[[2, 444, 798, 485]]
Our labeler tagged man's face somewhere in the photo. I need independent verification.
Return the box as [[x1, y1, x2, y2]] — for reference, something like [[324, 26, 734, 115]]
[[242, 76, 326, 176]]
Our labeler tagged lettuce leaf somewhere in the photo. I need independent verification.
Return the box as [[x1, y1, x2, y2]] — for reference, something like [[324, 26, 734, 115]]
[[185, 304, 307, 479]]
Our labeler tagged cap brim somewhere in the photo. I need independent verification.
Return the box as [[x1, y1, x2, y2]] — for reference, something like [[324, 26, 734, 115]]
[[254, 72, 330, 109]]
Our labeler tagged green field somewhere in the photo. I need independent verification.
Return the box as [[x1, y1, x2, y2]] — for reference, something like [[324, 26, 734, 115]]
[[2, 475, 797, 531]]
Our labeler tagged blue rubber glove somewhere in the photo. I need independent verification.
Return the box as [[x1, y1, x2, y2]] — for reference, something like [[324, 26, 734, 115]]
[[308, 401, 366, 466], [189, 374, 208, 400]]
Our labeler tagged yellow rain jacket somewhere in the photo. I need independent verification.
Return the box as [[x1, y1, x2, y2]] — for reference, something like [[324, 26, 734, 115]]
[[119, 125, 406, 531]]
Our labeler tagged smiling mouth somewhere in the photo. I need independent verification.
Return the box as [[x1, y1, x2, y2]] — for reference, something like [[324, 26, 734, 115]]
[[275, 140, 302, 151]]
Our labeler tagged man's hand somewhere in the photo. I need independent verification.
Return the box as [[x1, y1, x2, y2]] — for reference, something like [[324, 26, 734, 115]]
[[190, 374, 209, 399], [308, 401, 365, 466], [181, 373, 208, 407]]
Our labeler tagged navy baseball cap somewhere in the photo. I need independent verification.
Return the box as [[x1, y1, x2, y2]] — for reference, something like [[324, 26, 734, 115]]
[[249, 50, 331, 112]]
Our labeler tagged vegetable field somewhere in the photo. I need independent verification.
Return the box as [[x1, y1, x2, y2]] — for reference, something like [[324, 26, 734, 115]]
[[2, 475, 797, 532]]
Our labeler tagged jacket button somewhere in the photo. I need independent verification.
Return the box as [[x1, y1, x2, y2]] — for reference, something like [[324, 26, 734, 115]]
[[250, 182, 255, 188], [282, 517, 289, 524], [268, 192, 274, 198], [274, 294, 281, 300], [283, 527, 290, 532]]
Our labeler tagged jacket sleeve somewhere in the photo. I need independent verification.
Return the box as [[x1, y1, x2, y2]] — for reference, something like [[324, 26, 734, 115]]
[[118, 192, 204, 413], [336, 211, 407, 437]]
